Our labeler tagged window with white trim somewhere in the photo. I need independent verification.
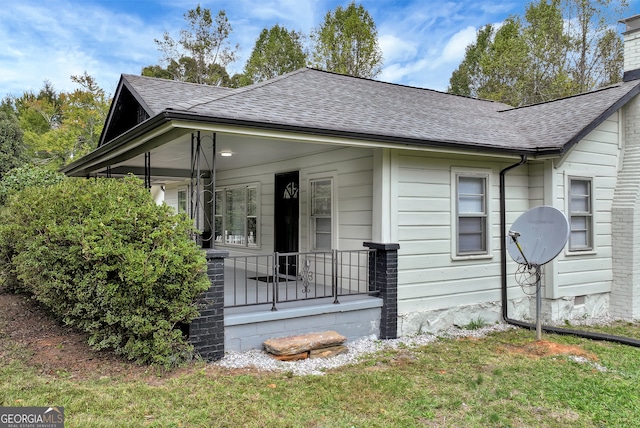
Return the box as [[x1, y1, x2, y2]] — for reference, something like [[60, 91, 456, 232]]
[[310, 178, 332, 251], [214, 185, 258, 246], [177, 188, 188, 214], [455, 174, 488, 256], [568, 177, 592, 251]]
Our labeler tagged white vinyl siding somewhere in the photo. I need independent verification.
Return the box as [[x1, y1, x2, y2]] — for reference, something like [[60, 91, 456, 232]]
[[554, 115, 620, 298], [396, 152, 519, 323], [214, 146, 372, 254]]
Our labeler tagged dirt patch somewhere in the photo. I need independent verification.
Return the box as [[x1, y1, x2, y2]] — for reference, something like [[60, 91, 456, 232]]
[[0, 290, 157, 379], [0, 290, 274, 382], [500, 339, 598, 361]]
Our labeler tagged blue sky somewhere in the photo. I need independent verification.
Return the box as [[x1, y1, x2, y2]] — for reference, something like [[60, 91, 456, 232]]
[[1, 0, 638, 99]]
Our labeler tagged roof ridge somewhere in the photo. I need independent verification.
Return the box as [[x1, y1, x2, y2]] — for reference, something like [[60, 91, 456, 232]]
[[122, 73, 232, 91], [497, 81, 628, 112], [185, 68, 310, 110], [305, 67, 509, 107], [185, 67, 509, 111]]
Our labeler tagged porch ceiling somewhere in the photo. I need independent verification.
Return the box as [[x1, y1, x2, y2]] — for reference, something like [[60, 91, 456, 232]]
[[98, 131, 335, 184]]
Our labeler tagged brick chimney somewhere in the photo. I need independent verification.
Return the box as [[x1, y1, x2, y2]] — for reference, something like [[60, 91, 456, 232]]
[[621, 15, 640, 81], [611, 15, 640, 319]]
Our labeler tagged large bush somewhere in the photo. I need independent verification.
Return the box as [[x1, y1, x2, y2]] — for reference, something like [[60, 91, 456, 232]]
[[0, 164, 66, 206], [0, 176, 210, 366]]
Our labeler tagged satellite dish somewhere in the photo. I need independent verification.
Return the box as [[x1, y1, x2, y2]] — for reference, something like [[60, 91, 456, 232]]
[[507, 205, 569, 341], [507, 206, 569, 267]]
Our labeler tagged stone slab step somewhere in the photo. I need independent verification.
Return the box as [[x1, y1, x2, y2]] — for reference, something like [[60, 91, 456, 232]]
[[310, 345, 347, 359], [263, 331, 346, 356]]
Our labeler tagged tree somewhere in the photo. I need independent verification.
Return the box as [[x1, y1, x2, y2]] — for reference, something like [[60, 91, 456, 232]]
[[449, 16, 549, 105], [64, 73, 110, 158], [448, 24, 495, 98], [0, 112, 27, 179], [596, 27, 624, 86], [141, 64, 173, 80], [448, 0, 627, 106], [520, 0, 575, 103], [145, 5, 238, 86], [310, 1, 383, 78], [16, 80, 63, 136], [16, 74, 109, 166], [240, 24, 307, 85], [479, 18, 532, 104], [0, 96, 16, 118], [563, 0, 628, 91]]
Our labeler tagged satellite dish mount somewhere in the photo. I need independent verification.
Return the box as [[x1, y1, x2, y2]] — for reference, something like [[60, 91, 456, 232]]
[[507, 206, 569, 340]]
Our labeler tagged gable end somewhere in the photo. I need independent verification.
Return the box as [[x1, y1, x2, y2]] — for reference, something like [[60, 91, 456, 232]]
[[560, 83, 640, 154], [99, 79, 153, 147]]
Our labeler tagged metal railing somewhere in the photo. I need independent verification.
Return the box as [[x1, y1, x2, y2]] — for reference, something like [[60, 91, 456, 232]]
[[224, 249, 378, 310]]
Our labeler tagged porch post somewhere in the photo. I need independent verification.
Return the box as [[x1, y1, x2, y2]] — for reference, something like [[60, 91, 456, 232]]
[[364, 242, 399, 340], [189, 248, 228, 361], [144, 152, 151, 189]]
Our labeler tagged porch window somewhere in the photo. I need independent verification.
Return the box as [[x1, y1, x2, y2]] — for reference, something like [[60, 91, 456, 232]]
[[177, 188, 187, 213], [568, 177, 592, 251], [456, 174, 488, 255], [310, 178, 332, 250], [214, 185, 258, 246]]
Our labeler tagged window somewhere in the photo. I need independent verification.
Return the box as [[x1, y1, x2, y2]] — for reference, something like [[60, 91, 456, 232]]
[[568, 178, 592, 251], [214, 190, 223, 242], [177, 188, 188, 214], [214, 185, 258, 246], [310, 178, 332, 250], [456, 174, 488, 255]]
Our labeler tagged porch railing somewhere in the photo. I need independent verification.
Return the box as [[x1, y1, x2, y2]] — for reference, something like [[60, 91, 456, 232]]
[[225, 249, 378, 311]]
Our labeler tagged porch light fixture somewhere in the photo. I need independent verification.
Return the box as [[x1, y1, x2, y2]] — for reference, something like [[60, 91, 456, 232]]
[[220, 150, 233, 157]]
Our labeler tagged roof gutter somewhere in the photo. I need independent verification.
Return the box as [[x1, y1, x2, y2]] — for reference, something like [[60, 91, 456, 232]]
[[63, 107, 562, 177], [499, 156, 640, 347], [161, 110, 547, 156], [61, 112, 174, 176]]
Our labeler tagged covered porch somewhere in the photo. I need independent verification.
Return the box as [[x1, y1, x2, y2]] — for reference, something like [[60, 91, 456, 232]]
[[63, 124, 398, 358]]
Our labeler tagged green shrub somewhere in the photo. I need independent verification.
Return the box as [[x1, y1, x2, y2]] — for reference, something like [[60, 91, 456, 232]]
[[0, 176, 210, 366], [0, 165, 66, 206]]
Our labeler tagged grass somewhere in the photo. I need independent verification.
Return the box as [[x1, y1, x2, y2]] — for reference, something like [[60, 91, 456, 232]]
[[2, 324, 640, 427], [463, 316, 489, 330]]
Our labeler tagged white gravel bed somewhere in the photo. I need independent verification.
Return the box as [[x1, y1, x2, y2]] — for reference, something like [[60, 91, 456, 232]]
[[213, 323, 515, 376]]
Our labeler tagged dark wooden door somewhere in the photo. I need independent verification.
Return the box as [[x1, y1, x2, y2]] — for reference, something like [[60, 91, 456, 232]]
[[274, 172, 299, 276]]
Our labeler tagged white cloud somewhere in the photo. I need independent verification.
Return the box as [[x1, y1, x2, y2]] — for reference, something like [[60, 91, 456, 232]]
[[439, 26, 477, 64], [379, 34, 417, 63], [379, 58, 430, 86], [0, 0, 163, 97]]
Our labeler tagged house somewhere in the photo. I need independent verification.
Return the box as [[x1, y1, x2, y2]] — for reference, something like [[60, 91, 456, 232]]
[[62, 16, 640, 358]]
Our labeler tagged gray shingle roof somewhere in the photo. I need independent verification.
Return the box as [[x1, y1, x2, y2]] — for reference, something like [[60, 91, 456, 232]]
[[122, 74, 231, 115], [500, 80, 640, 150], [119, 68, 640, 155]]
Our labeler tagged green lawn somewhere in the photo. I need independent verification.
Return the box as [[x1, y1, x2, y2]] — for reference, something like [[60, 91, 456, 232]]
[[2, 323, 640, 427]]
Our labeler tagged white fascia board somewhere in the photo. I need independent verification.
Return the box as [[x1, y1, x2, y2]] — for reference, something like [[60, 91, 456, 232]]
[[171, 120, 529, 160]]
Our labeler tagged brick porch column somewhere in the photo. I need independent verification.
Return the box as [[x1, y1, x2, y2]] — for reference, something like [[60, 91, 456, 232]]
[[364, 242, 400, 340], [189, 248, 228, 361]]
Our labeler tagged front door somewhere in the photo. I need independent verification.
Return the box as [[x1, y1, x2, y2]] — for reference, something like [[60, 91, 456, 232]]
[[274, 171, 299, 276]]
